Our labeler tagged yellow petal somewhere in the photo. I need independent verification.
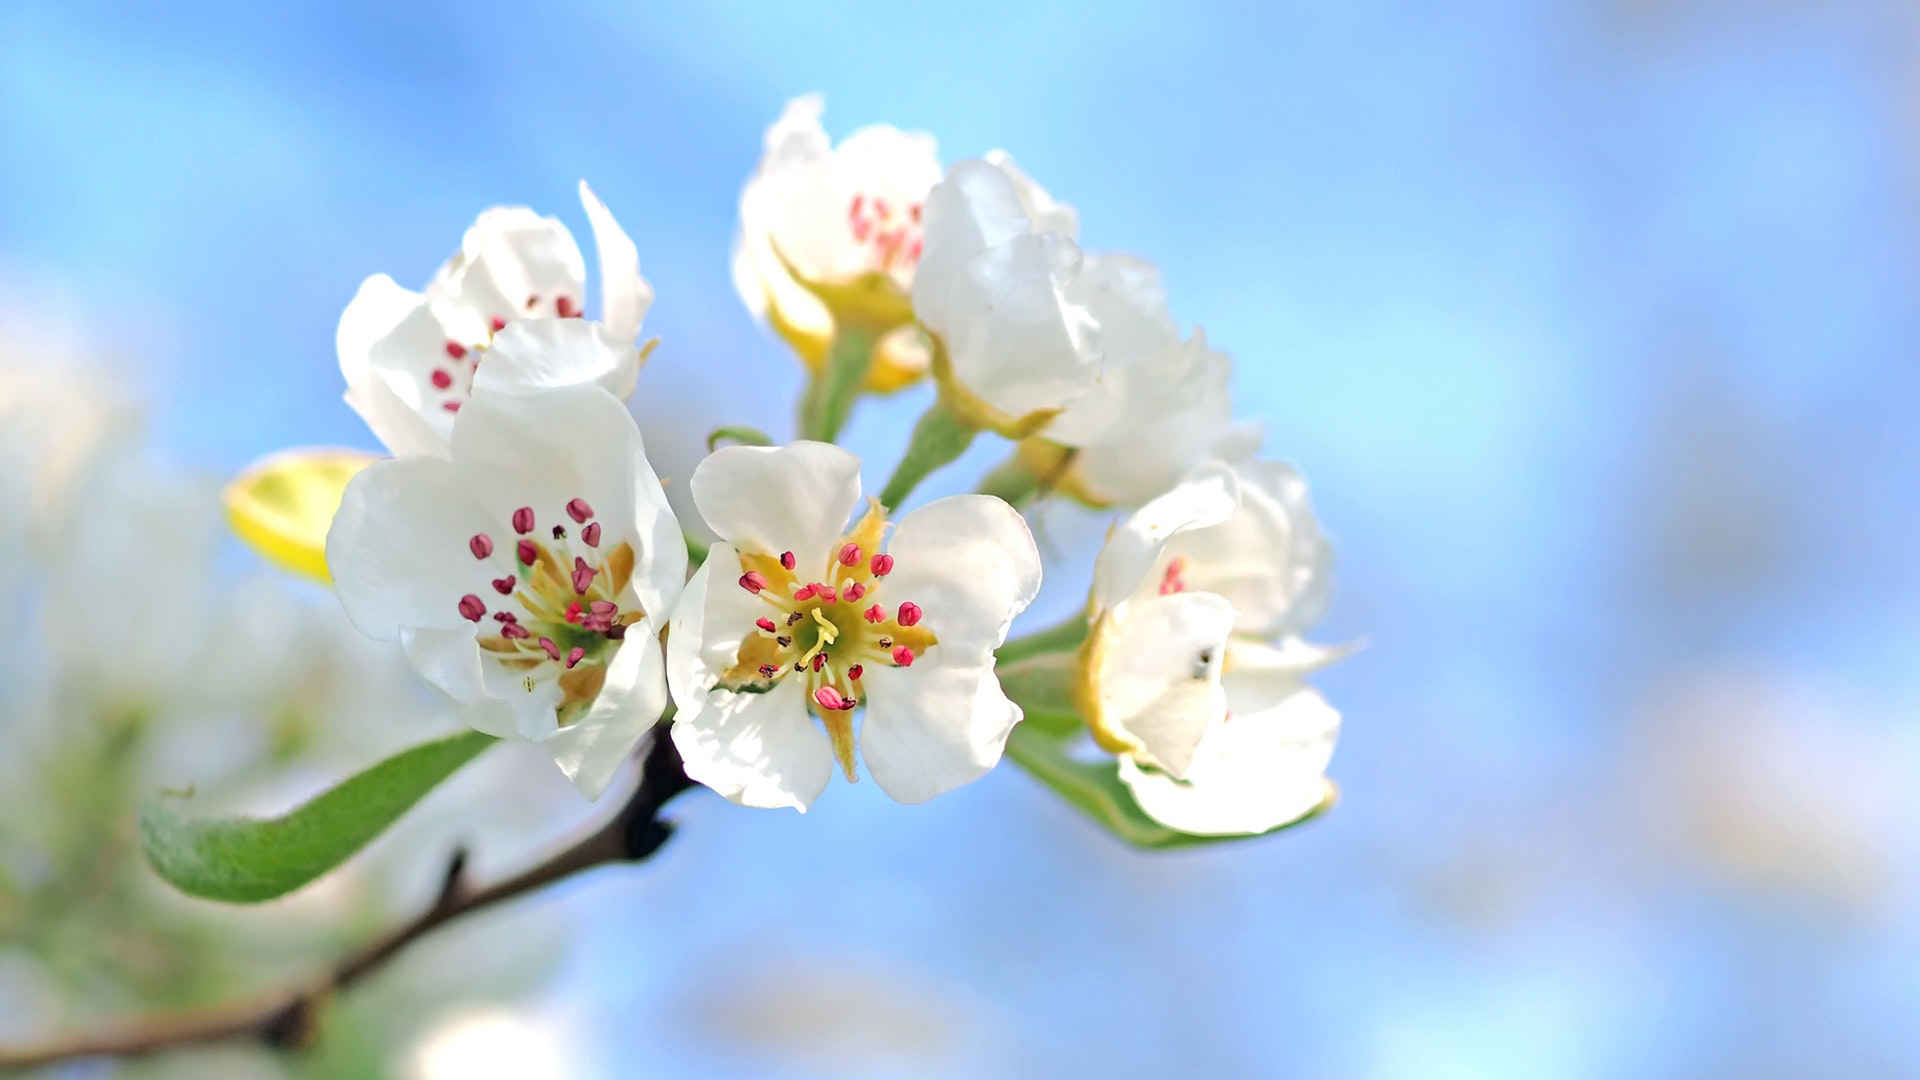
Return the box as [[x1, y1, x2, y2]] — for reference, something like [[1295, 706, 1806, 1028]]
[[225, 447, 379, 584]]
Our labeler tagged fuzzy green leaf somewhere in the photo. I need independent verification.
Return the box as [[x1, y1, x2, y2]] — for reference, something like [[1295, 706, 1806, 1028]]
[[141, 730, 497, 903]]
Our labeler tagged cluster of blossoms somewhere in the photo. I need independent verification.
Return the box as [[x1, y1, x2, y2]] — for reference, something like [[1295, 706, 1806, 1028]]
[[268, 95, 1347, 836]]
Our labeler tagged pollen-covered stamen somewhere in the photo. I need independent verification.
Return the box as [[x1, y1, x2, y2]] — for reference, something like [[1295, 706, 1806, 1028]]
[[869, 553, 893, 576], [847, 193, 926, 274], [838, 543, 862, 567], [864, 604, 885, 623], [1158, 557, 1189, 596], [461, 499, 641, 712], [756, 617, 778, 634]]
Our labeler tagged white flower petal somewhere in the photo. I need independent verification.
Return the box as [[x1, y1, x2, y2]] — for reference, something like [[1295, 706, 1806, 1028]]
[[982, 149, 1079, 238], [442, 207, 588, 324], [1166, 460, 1333, 637], [1090, 461, 1239, 611], [1118, 685, 1339, 836], [689, 441, 862, 562], [858, 649, 1019, 804], [1093, 591, 1235, 778], [401, 625, 493, 706], [578, 180, 653, 342], [356, 295, 489, 457], [326, 455, 493, 639], [471, 317, 640, 403], [880, 494, 1041, 654], [672, 676, 830, 811], [539, 617, 668, 799], [337, 273, 422, 391]]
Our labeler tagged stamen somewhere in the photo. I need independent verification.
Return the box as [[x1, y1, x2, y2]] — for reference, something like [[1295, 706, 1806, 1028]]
[[892, 645, 915, 666], [555, 295, 579, 318], [739, 571, 769, 594], [779, 550, 796, 570], [501, 623, 531, 640], [877, 637, 892, 649], [848, 664, 863, 681], [432, 369, 454, 390], [591, 601, 617, 616], [491, 575, 516, 595], [552, 525, 567, 540], [512, 507, 535, 533], [896, 602, 923, 627], [539, 637, 561, 660], [756, 617, 778, 633], [844, 581, 866, 602], [787, 611, 805, 626], [793, 583, 817, 601], [583, 522, 602, 547], [759, 664, 779, 679], [517, 539, 538, 565], [811, 653, 827, 673], [571, 558, 596, 595], [492, 611, 517, 622], [469, 533, 494, 559], [442, 402, 461, 413], [869, 553, 894, 576], [776, 636, 792, 648], [605, 624, 627, 640], [813, 583, 837, 603], [565, 646, 585, 669], [525, 294, 539, 309], [458, 594, 486, 622], [489, 316, 507, 332], [445, 341, 468, 360], [566, 498, 594, 523], [838, 543, 862, 567], [864, 604, 885, 623], [814, 686, 851, 711], [566, 601, 584, 624]]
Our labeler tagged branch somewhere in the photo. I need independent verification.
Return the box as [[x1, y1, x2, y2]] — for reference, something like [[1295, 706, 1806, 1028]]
[[0, 721, 694, 1071]]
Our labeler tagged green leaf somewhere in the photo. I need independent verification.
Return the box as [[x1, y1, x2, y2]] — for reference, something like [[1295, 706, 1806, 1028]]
[[140, 730, 497, 903], [1002, 725, 1330, 850]]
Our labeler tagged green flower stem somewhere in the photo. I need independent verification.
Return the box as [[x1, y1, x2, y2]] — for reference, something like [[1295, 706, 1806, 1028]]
[[685, 533, 710, 567], [706, 425, 773, 451], [996, 613, 1089, 666], [876, 399, 978, 511], [799, 328, 876, 443], [975, 454, 1042, 509]]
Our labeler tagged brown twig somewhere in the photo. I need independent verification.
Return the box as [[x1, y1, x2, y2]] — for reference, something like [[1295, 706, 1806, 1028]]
[[0, 723, 694, 1072]]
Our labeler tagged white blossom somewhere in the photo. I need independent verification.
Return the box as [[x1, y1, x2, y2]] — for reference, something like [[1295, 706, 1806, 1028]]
[[327, 380, 685, 797], [1084, 460, 1343, 834], [731, 94, 940, 389], [338, 181, 652, 458], [667, 441, 1041, 810]]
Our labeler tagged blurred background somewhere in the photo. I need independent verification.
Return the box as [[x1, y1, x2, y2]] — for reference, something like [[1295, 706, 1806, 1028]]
[[4, 0, 1918, 1076]]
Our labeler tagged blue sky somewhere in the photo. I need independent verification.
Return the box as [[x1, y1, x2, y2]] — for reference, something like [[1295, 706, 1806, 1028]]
[[5, 1, 1919, 1076]]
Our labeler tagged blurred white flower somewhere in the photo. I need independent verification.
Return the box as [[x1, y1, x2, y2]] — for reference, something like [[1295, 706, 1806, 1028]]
[[912, 156, 1104, 432], [407, 1008, 579, 1080], [732, 94, 941, 392], [1083, 460, 1344, 834], [338, 181, 652, 457], [667, 441, 1040, 810], [1628, 670, 1914, 915], [327, 381, 686, 798]]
